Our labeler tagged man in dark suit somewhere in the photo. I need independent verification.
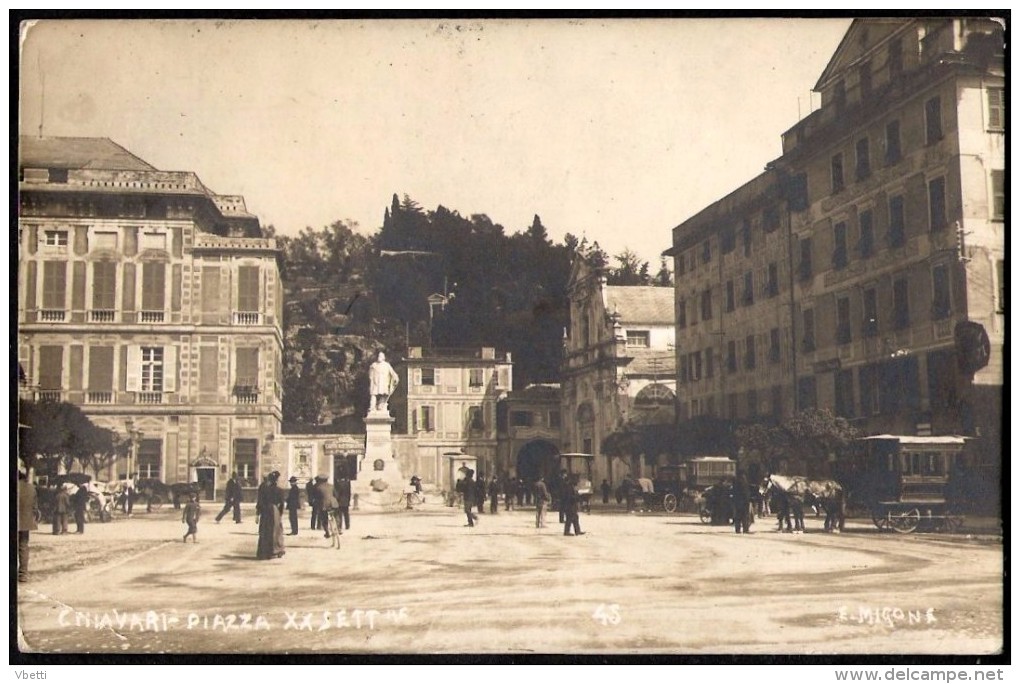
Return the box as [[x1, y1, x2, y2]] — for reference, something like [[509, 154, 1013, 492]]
[[334, 476, 352, 531], [72, 484, 90, 534], [285, 476, 301, 535], [53, 484, 71, 535], [562, 475, 585, 537], [306, 478, 319, 530], [216, 473, 244, 524]]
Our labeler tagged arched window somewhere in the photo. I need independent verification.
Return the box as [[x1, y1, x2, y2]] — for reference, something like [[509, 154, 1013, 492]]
[[635, 383, 675, 407]]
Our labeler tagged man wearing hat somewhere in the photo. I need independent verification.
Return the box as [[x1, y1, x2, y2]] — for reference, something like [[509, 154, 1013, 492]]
[[315, 476, 338, 537], [285, 476, 302, 536], [53, 483, 72, 535], [216, 472, 244, 524], [306, 477, 320, 530]]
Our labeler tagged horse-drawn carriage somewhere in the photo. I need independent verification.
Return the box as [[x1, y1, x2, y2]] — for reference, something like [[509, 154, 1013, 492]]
[[35, 474, 113, 524], [688, 457, 737, 523], [851, 435, 967, 534]]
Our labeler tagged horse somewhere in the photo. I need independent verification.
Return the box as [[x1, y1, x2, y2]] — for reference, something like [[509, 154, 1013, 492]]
[[763, 474, 846, 533]]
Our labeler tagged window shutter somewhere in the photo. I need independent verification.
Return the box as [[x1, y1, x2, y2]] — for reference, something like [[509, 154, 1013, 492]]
[[413, 369, 421, 386], [125, 345, 141, 391], [163, 345, 177, 392], [88, 346, 115, 392], [412, 409, 418, 433]]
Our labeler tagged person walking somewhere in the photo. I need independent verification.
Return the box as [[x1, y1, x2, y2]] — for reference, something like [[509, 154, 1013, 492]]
[[306, 477, 320, 530], [254, 475, 268, 524], [474, 476, 486, 516], [504, 477, 516, 511], [731, 474, 753, 534], [182, 493, 201, 543], [488, 476, 500, 514], [562, 475, 585, 536], [53, 483, 71, 535], [533, 476, 550, 529], [215, 472, 243, 524], [124, 472, 136, 516], [600, 479, 611, 505], [18, 472, 38, 582], [256, 471, 286, 559], [286, 476, 301, 535], [315, 476, 338, 538], [556, 470, 569, 523], [335, 476, 352, 531], [72, 483, 89, 534], [460, 470, 479, 527]]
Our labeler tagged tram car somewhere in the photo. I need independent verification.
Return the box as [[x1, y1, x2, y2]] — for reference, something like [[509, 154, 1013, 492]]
[[852, 435, 967, 533]]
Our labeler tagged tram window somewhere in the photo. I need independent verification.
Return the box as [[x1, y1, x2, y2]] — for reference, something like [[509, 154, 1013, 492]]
[[911, 452, 921, 475], [926, 452, 944, 476]]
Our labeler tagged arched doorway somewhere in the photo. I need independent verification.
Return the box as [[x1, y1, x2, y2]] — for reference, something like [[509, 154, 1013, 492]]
[[516, 440, 559, 485]]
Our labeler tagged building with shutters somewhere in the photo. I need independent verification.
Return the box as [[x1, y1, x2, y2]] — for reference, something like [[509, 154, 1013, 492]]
[[666, 169, 795, 426], [667, 18, 1004, 476], [495, 383, 562, 484], [561, 258, 677, 486], [17, 136, 283, 500], [400, 346, 512, 492]]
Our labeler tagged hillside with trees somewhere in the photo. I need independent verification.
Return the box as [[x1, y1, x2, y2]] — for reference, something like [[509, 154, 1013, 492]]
[[276, 194, 670, 432]]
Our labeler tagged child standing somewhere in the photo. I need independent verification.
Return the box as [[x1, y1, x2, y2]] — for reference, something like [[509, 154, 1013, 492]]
[[182, 493, 201, 543]]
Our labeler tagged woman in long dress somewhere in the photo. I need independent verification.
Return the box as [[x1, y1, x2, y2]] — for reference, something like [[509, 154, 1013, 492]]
[[256, 471, 286, 559]]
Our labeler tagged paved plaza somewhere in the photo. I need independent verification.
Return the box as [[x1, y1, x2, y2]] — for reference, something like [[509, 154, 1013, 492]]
[[16, 500, 1003, 656]]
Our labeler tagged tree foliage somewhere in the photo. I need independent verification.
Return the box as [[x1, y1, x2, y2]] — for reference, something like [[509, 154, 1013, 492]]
[[19, 399, 119, 474], [735, 408, 862, 476], [277, 195, 662, 432]]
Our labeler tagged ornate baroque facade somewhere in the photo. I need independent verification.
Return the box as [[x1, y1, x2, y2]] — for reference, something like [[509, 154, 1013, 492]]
[[561, 258, 677, 485]]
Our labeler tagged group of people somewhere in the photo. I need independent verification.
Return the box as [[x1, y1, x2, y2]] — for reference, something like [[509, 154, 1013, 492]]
[[303, 474, 352, 537], [454, 469, 586, 536], [47, 482, 91, 536]]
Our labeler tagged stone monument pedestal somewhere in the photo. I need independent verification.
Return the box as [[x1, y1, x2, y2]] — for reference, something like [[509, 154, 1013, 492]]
[[355, 408, 407, 509]]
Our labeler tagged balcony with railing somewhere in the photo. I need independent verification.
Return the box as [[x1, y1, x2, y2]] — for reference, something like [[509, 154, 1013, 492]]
[[233, 385, 260, 404], [37, 390, 63, 402], [137, 392, 163, 404], [40, 310, 66, 322], [233, 311, 262, 325], [86, 391, 114, 404], [90, 309, 116, 323], [140, 310, 165, 323]]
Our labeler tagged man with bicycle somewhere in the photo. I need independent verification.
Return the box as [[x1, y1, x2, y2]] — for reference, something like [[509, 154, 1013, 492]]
[[315, 476, 339, 538]]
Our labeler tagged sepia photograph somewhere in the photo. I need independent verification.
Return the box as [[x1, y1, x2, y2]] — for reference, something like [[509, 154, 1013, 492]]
[[13, 14, 1005, 664]]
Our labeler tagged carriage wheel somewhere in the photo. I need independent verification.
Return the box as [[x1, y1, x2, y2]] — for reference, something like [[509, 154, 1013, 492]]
[[888, 507, 920, 534], [941, 510, 965, 533], [663, 493, 678, 514], [149, 494, 164, 511], [699, 507, 711, 524], [871, 510, 889, 532]]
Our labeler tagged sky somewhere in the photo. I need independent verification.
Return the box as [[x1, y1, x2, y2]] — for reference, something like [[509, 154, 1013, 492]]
[[19, 17, 852, 266]]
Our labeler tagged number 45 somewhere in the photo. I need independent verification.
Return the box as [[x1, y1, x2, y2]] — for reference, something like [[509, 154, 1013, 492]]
[[592, 603, 621, 626]]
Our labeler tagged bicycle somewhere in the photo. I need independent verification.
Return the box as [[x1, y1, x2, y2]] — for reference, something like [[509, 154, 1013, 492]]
[[325, 508, 342, 549]]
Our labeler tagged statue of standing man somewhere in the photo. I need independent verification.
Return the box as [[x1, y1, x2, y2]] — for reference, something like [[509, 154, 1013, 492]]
[[369, 351, 400, 413]]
